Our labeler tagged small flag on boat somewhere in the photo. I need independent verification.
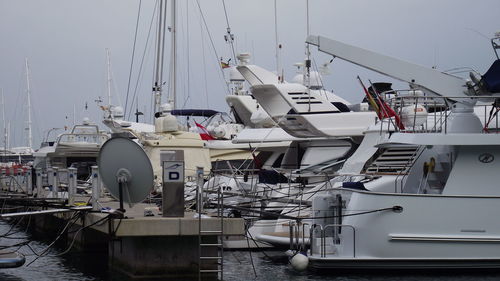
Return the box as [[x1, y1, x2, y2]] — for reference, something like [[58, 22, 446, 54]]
[[357, 76, 380, 117], [220, 58, 231, 69], [368, 80, 405, 130], [194, 121, 215, 141]]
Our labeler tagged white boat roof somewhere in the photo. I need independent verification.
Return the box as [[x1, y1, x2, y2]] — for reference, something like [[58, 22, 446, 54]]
[[236, 65, 280, 86], [232, 127, 304, 143], [33, 145, 55, 157], [205, 139, 290, 150]]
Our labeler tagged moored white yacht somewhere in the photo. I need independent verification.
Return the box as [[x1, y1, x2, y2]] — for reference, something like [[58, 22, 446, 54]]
[[296, 34, 500, 269], [33, 119, 109, 180], [215, 53, 379, 248]]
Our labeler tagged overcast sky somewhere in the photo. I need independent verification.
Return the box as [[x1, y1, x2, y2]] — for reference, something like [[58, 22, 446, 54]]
[[0, 0, 498, 148]]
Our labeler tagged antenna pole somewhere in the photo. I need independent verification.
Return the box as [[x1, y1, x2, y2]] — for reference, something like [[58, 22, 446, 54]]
[[118, 182, 125, 213], [24, 58, 33, 150]]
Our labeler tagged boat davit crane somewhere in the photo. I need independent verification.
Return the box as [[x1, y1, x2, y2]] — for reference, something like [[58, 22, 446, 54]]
[[306, 35, 500, 105]]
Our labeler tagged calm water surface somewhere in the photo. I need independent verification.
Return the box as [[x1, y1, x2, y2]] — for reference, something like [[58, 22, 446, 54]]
[[1, 221, 500, 281]]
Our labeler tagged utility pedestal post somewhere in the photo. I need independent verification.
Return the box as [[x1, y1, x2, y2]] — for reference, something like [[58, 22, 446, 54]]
[[53, 168, 59, 198], [161, 150, 184, 217], [68, 167, 77, 206], [35, 168, 43, 197], [0, 168, 5, 190], [16, 168, 23, 193], [26, 168, 32, 196], [91, 166, 100, 211], [196, 166, 204, 215], [47, 167, 54, 196]]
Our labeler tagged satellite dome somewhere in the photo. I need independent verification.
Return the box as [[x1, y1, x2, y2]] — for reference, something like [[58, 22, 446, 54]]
[[292, 74, 304, 84], [160, 103, 173, 113], [111, 106, 124, 118], [237, 53, 251, 65], [309, 71, 323, 89]]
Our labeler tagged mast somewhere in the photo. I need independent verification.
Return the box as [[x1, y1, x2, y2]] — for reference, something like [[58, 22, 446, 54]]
[[1, 90, 6, 161], [274, 0, 282, 82], [1, 90, 5, 148], [153, 0, 168, 115], [106, 48, 112, 107], [7, 122, 10, 150], [24, 58, 33, 150], [304, 0, 311, 111], [169, 0, 177, 109]]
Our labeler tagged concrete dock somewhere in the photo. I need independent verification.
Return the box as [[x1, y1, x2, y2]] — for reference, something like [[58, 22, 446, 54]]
[[0, 181, 245, 280]]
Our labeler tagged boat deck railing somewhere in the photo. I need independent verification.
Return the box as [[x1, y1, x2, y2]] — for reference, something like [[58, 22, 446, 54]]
[[309, 223, 356, 258], [56, 133, 109, 146], [379, 93, 500, 134]]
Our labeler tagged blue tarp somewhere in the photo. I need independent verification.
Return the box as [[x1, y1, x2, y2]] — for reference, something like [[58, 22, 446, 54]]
[[483, 59, 500, 93], [170, 109, 219, 117]]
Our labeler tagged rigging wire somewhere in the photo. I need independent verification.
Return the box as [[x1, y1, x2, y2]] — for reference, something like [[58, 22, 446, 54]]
[[126, 0, 159, 120], [124, 0, 143, 120], [244, 222, 258, 278], [194, 0, 231, 95], [199, 5, 210, 108], [182, 0, 191, 109], [221, 0, 237, 62]]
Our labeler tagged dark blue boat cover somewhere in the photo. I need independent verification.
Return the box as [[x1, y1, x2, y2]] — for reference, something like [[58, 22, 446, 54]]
[[483, 59, 500, 93], [170, 109, 219, 117], [342, 181, 368, 190]]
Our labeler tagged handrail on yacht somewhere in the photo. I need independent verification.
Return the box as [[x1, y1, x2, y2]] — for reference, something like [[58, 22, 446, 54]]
[[396, 146, 425, 193], [376, 94, 500, 134], [57, 133, 109, 146], [288, 221, 310, 252], [310, 224, 356, 258]]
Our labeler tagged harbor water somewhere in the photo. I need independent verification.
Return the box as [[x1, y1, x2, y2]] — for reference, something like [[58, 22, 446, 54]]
[[2, 221, 500, 281]]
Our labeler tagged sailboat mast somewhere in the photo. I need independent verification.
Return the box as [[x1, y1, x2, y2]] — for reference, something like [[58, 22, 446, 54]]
[[153, 0, 167, 115], [169, 0, 177, 109], [7, 122, 10, 150], [1, 90, 6, 155], [106, 48, 112, 107], [24, 58, 33, 150]]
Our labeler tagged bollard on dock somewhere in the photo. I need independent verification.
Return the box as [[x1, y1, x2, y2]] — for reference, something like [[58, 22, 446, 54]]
[[91, 166, 100, 211], [68, 167, 77, 206], [53, 168, 59, 198]]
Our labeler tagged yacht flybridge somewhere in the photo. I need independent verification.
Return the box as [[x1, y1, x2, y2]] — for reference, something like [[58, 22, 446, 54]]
[[287, 35, 500, 269], [237, 63, 376, 138]]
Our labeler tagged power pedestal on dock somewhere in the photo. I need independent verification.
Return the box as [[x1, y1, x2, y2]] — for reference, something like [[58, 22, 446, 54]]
[[161, 150, 185, 217]]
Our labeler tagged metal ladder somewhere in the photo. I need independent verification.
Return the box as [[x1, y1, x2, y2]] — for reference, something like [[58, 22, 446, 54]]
[[197, 170, 224, 281]]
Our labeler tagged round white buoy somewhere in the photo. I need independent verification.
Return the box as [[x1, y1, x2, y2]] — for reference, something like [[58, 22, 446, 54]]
[[290, 253, 309, 271]]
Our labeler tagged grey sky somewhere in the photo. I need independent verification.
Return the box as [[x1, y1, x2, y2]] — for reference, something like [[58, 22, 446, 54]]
[[0, 0, 498, 148]]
